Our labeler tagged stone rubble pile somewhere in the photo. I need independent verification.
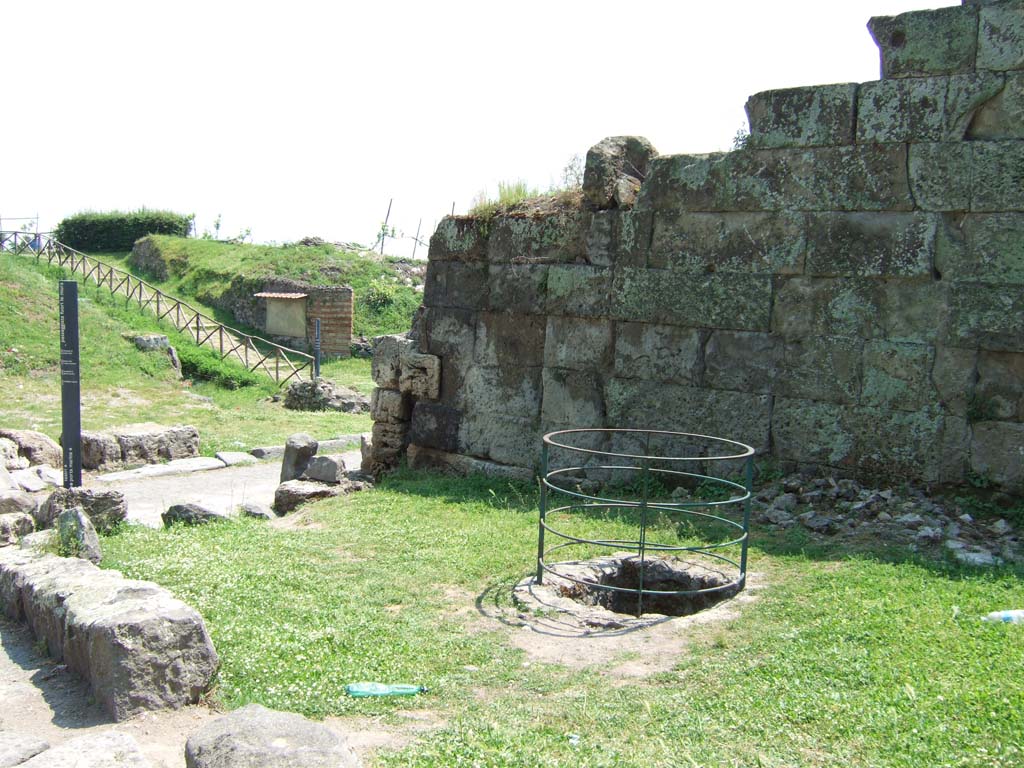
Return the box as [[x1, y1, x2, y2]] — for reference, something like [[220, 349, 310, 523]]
[[284, 378, 370, 413], [272, 433, 371, 514]]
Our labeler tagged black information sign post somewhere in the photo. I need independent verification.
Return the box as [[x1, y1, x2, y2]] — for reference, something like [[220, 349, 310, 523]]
[[314, 318, 321, 379], [59, 280, 82, 488]]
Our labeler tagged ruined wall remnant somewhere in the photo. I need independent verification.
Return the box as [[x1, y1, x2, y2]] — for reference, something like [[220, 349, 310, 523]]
[[369, 0, 1024, 491]]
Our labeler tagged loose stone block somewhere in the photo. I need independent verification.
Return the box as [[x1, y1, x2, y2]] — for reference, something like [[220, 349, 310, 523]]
[[370, 335, 410, 389], [614, 322, 704, 384], [111, 423, 199, 465], [978, 5, 1024, 70], [971, 421, 1024, 489], [38, 487, 127, 533], [777, 336, 863, 404], [408, 401, 462, 453], [463, 365, 543, 419], [486, 212, 589, 264], [858, 74, 1003, 142], [398, 349, 441, 400], [302, 455, 348, 484], [488, 264, 548, 314], [459, 414, 539, 467], [976, 350, 1024, 420], [947, 283, 1024, 351], [475, 312, 546, 368], [908, 142, 972, 211], [745, 83, 857, 148], [162, 503, 225, 527], [932, 346, 978, 416], [274, 480, 341, 514], [861, 341, 937, 411], [937, 213, 1024, 283], [541, 369, 605, 427], [370, 388, 410, 423], [605, 378, 771, 450], [971, 140, 1024, 210], [772, 398, 856, 469], [868, 6, 979, 78], [583, 135, 659, 210], [280, 433, 318, 483], [650, 211, 805, 274], [804, 212, 936, 277], [704, 331, 781, 394], [545, 264, 611, 318], [428, 216, 487, 261], [80, 431, 122, 470], [0, 429, 61, 468], [543, 317, 613, 371], [612, 268, 772, 331], [0, 512, 34, 546], [969, 71, 1024, 140]]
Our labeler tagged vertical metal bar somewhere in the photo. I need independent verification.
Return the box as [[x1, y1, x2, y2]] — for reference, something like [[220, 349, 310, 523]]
[[314, 318, 321, 379], [219, 327, 224, 356], [739, 454, 753, 589], [275, 349, 280, 382], [536, 442, 549, 584], [636, 431, 653, 618]]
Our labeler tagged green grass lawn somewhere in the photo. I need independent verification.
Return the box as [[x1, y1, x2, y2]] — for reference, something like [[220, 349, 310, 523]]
[[101, 469, 1024, 768], [0, 251, 372, 453]]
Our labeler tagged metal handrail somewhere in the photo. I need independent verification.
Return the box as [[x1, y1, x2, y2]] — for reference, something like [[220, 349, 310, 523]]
[[0, 231, 314, 385]]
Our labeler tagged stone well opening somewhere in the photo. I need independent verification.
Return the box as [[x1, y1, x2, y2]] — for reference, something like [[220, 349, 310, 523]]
[[534, 428, 754, 619]]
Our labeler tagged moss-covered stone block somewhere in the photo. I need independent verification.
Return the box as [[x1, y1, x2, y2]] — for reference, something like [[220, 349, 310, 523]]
[[773, 398, 856, 467], [429, 216, 488, 262], [868, 6, 978, 78], [463, 365, 543, 420], [976, 350, 1024, 420], [932, 346, 978, 417], [409, 402, 461, 453], [459, 414, 539, 467], [804, 212, 936, 277], [614, 322, 705, 385], [704, 330, 781, 394], [908, 142, 972, 211], [971, 140, 1024, 210], [487, 264, 548, 314], [967, 71, 1024, 139], [744, 83, 857, 148], [947, 282, 1024, 351], [978, 5, 1024, 70], [543, 317, 613, 372], [971, 420, 1024, 490], [474, 312, 546, 369], [421, 307, 477, 408], [778, 336, 864, 404], [937, 213, 1024, 283], [612, 268, 771, 331], [541, 369, 605, 427], [862, 341, 936, 411], [650, 211, 805, 274], [545, 265, 611, 318], [486, 212, 588, 264]]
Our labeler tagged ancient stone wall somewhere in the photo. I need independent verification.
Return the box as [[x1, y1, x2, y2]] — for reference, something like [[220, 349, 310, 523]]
[[370, 0, 1024, 491]]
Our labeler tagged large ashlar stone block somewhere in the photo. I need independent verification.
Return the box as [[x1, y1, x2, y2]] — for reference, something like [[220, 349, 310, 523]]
[[612, 268, 772, 331], [428, 216, 488, 261], [370, 388, 410, 423], [474, 312, 546, 368], [614, 322, 704, 384], [861, 341, 937, 411], [637, 145, 913, 213], [488, 264, 548, 314], [408, 401, 462, 453], [546, 265, 611, 318], [586, 210, 654, 267], [804, 212, 936, 277], [971, 421, 1024, 490], [968, 71, 1024, 139], [650, 211, 805, 274], [947, 283, 1024, 351], [777, 336, 863, 404], [773, 398, 856, 468], [459, 414, 539, 467], [583, 136, 659, 210], [971, 140, 1024, 210], [858, 73, 1003, 142], [543, 317, 613, 371], [486, 212, 589, 264], [370, 334, 410, 389], [421, 308, 476, 408], [868, 6, 979, 78], [423, 262, 488, 311], [976, 350, 1024, 420], [398, 349, 441, 400], [463, 366, 543, 419], [932, 346, 978, 417], [936, 213, 1024, 283], [0, 550, 218, 721], [604, 378, 771, 451], [113, 424, 199, 465], [908, 142, 972, 211], [704, 331, 781, 394], [772, 277, 947, 343], [745, 83, 857, 148], [541, 369, 605, 427], [370, 421, 408, 460], [978, 5, 1024, 70]]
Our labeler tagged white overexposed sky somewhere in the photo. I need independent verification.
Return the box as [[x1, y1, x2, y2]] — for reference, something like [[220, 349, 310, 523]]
[[3, 0, 943, 258]]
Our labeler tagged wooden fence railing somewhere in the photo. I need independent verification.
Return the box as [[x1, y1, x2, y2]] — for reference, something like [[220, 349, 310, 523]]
[[0, 231, 314, 386]]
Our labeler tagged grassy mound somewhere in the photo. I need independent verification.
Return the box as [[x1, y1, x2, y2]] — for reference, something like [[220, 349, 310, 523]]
[[128, 236, 422, 338]]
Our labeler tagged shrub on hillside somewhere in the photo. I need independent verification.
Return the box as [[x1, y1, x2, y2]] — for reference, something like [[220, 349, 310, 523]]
[[55, 210, 192, 252], [174, 343, 262, 389]]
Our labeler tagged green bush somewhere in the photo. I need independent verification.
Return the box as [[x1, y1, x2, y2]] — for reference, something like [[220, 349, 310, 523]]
[[55, 210, 192, 252], [174, 343, 262, 389]]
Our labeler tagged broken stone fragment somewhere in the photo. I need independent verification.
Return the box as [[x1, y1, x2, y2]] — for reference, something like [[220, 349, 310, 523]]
[[302, 455, 348, 484], [280, 433, 318, 482], [273, 480, 341, 514], [398, 349, 441, 400], [582, 136, 658, 211], [370, 387, 411, 423], [161, 503, 226, 527], [0, 429, 61, 468], [80, 430, 123, 470], [37, 487, 127, 533], [0, 512, 35, 546], [57, 506, 102, 564]]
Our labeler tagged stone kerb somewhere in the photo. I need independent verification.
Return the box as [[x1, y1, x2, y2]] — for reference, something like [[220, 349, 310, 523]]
[[0, 548, 219, 721]]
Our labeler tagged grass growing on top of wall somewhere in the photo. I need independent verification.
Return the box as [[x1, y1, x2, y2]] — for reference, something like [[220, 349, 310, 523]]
[[100, 467, 1024, 767], [124, 236, 423, 338], [0, 251, 372, 453]]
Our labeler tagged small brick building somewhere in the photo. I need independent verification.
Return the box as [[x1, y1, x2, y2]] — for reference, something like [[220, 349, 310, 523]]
[[253, 279, 353, 358]]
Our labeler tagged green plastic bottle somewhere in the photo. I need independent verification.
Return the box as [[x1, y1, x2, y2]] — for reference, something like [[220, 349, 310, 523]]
[[345, 682, 424, 697]]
